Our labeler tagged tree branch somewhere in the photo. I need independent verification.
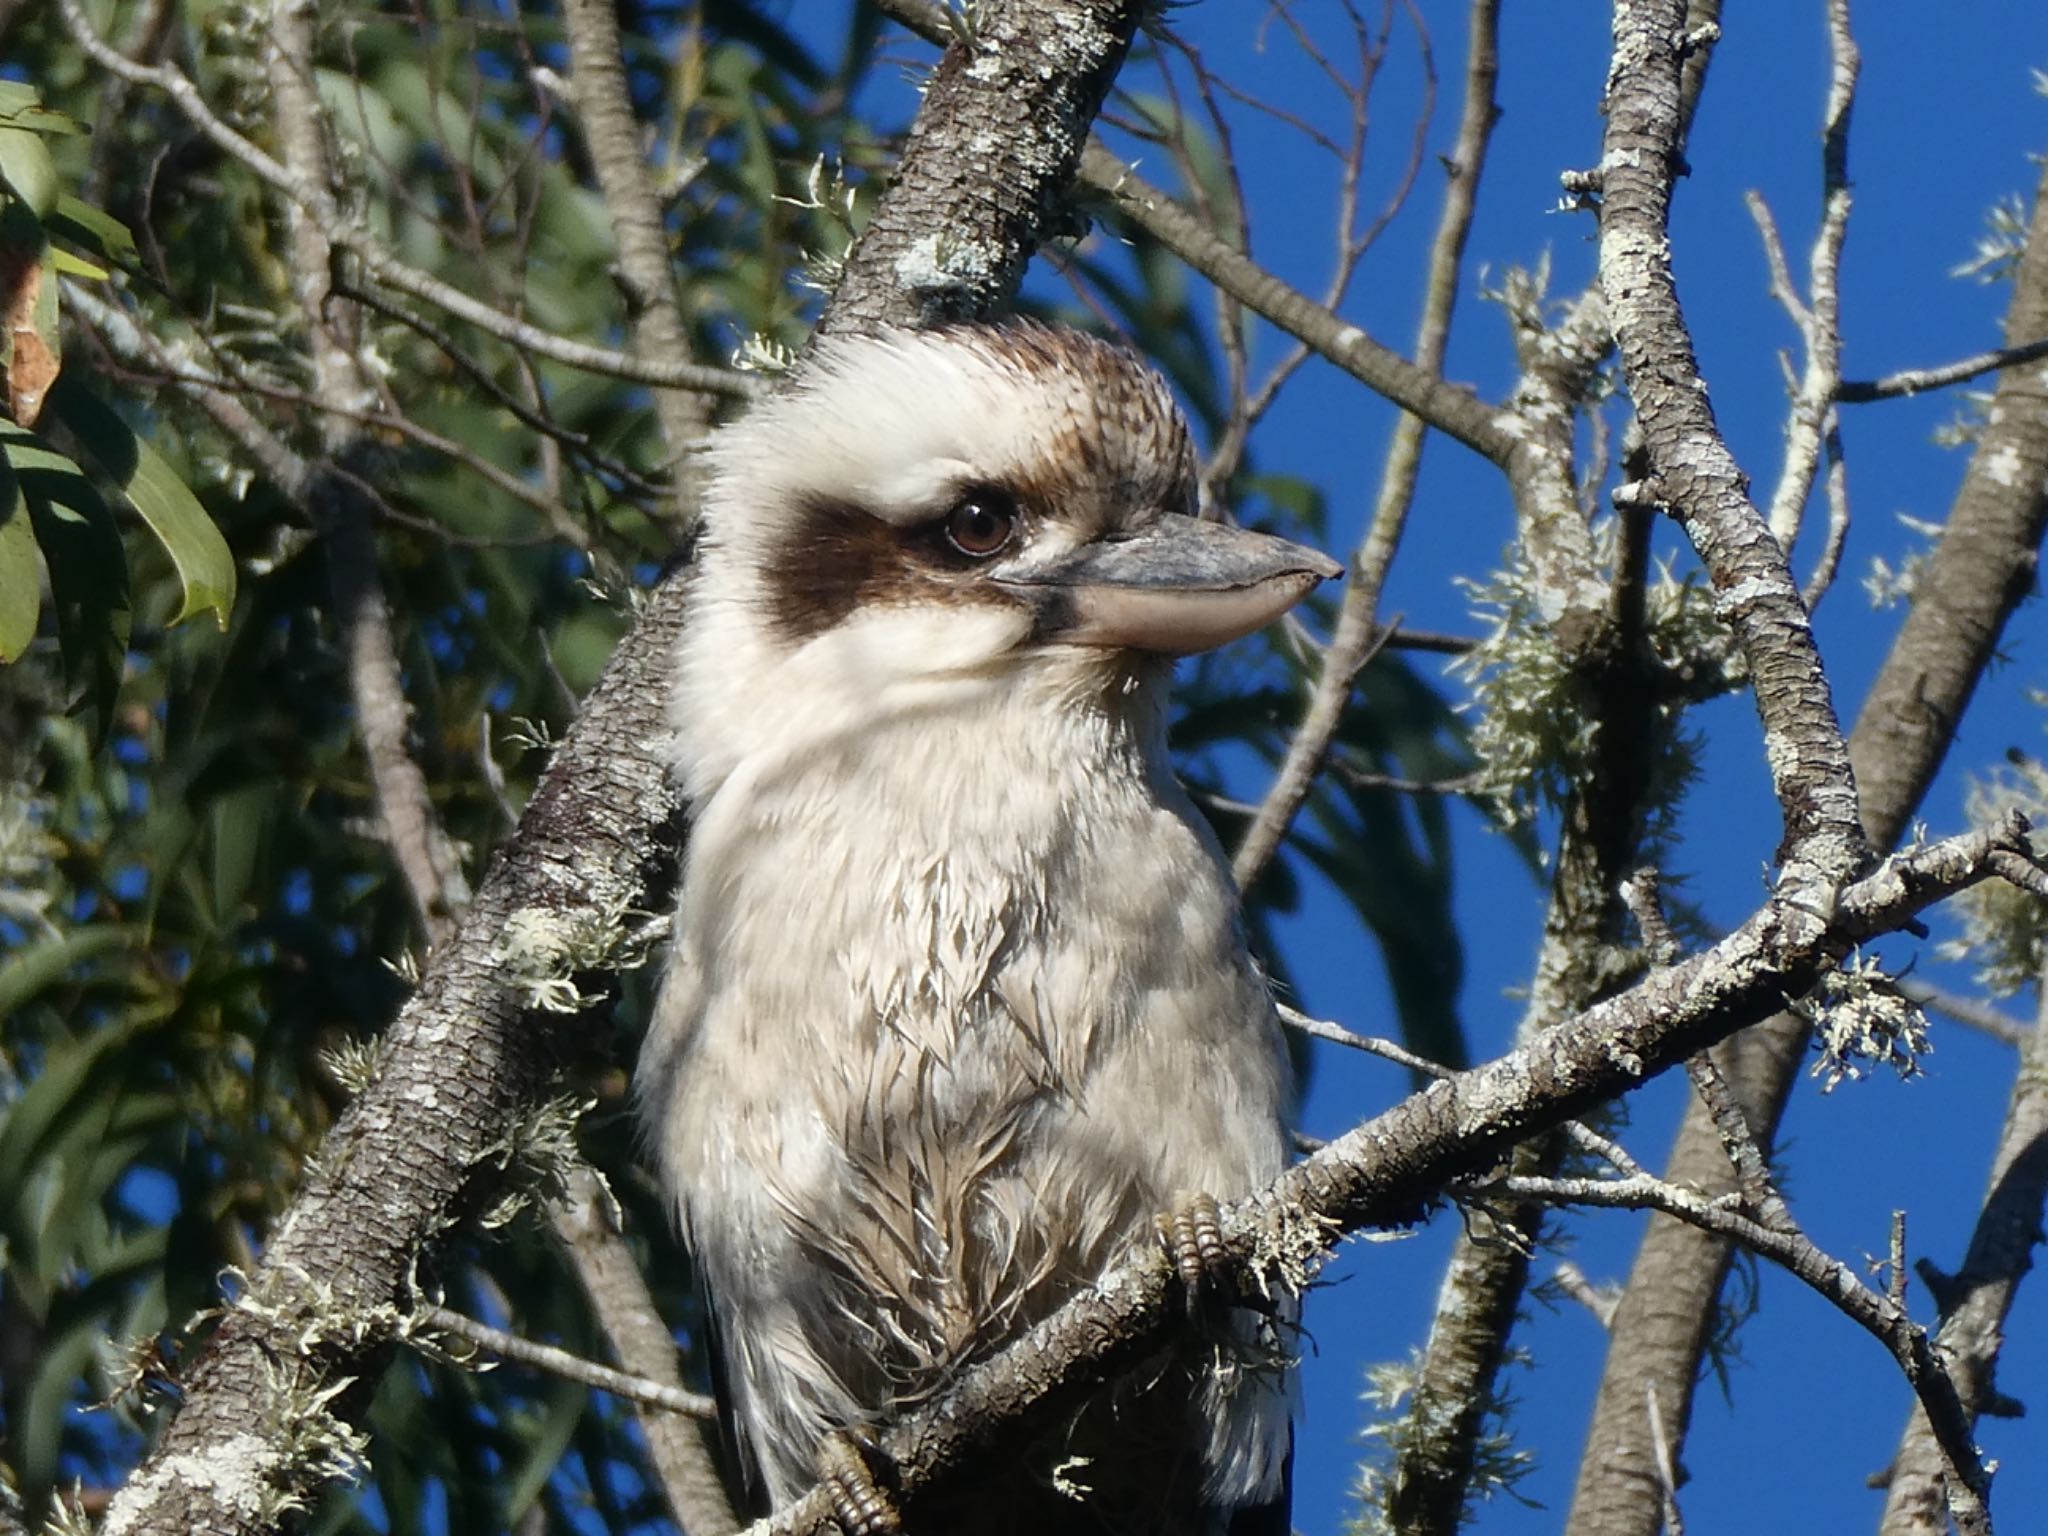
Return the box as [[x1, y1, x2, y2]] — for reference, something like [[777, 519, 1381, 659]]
[[1599, 0, 1865, 914], [1837, 337, 2048, 403], [560, 0, 718, 531], [417, 1301, 716, 1420], [1230, 0, 1501, 892], [1879, 939, 2048, 1532], [743, 817, 2031, 1535], [1570, 132, 2048, 1536]]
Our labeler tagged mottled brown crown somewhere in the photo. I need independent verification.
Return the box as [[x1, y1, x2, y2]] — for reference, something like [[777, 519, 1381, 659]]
[[714, 320, 1201, 648]]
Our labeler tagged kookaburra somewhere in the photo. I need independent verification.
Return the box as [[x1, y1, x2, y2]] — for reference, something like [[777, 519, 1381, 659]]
[[640, 321, 1338, 1534]]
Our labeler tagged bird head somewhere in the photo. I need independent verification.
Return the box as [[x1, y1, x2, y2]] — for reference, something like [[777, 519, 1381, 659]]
[[673, 322, 1341, 800]]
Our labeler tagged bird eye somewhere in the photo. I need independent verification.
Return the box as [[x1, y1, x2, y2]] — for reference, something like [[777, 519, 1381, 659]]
[[943, 491, 1016, 558]]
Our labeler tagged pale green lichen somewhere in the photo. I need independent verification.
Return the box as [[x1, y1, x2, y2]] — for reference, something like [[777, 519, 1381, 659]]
[[1345, 1349, 1535, 1536], [0, 780, 61, 938], [317, 1033, 390, 1098], [1951, 192, 2030, 284], [1449, 534, 1717, 830], [492, 895, 648, 1013], [1800, 953, 1933, 1091], [1862, 513, 1943, 610], [732, 333, 796, 375], [41, 1485, 97, 1536], [474, 1093, 594, 1229], [1938, 756, 2048, 996]]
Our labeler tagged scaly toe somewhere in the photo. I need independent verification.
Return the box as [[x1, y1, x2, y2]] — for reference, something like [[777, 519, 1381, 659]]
[[817, 1432, 900, 1536], [1155, 1190, 1228, 1314]]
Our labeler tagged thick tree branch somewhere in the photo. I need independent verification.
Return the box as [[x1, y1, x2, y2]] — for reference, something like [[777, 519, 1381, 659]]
[[560, 0, 717, 532], [1879, 942, 2048, 1532], [744, 818, 2031, 1536], [262, 0, 468, 949], [821, 1, 1144, 334], [1599, 0, 1865, 913], [550, 1166, 740, 1536]]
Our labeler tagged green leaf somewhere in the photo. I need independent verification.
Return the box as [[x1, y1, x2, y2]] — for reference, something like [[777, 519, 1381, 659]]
[[0, 83, 86, 137], [51, 378, 235, 629], [0, 1014, 139, 1214], [0, 451, 38, 661], [208, 781, 275, 919], [49, 194, 139, 268], [501, 1377, 587, 1523], [46, 245, 107, 281], [0, 126, 60, 220], [5, 423, 130, 722], [0, 924, 134, 1021]]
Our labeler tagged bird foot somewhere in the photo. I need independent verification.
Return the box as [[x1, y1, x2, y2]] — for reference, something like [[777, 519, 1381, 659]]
[[1155, 1190, 1229, 1315], [817, 1432, 901, 1536]]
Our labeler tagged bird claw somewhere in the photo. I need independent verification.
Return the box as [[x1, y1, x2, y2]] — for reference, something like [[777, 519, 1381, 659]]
[[817, 1431, 901, 1536], [1155, 1190, 1229, 1315]]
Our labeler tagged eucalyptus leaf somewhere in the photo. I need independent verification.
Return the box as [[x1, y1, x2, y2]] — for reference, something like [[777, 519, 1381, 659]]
[[6, 423, 129, 721], [49, 193, 137, 267], [0, 452, 38, 661], [0, 924, 134, 1021], [0, 125, 60, 218], [51, 377, 235, 630]]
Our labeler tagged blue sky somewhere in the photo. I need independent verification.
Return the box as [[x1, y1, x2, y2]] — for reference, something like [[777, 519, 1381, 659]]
[[780, 5, 2048, 1533], [1143, 7, 2048, 1534]]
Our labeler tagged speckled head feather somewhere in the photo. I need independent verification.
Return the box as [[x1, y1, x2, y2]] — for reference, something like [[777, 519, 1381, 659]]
[[673, 322, 1204, 803]]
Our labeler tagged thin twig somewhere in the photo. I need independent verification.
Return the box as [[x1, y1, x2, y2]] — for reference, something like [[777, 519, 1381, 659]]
[[1479, 1163, 1990, 1534], [1229, 0, 1502, 890], [420, 1304, 718, 1419], [54, 0, 751, 401], [1757, 0, 1859, 563], [1837, 336, 2048, 402]]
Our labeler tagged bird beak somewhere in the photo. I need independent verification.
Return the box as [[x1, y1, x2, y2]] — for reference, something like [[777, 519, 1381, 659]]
[[994, 515, 1343, 656]]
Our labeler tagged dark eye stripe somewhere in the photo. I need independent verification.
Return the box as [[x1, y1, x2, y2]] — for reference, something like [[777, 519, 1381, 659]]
[[761, 490, 1028, 646]]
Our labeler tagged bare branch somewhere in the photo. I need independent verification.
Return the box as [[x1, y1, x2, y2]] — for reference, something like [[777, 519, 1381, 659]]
[[1837, 336, 2048, 403], [1758, 0, 1859, 561], [741, 817, 2031, 1536], [1573, 132, 2048, 1536], [549, 1167, 741, 1535], [875, 0, 1522, 463], [417, 1303, 717, 1420], [560, 0, 717, 532], [1879, 932, 2048, 1533], [1599, 0, 1865, 916], [1231, 0, 1502, 891], [821, 2, 1144, 334], [1488, 1159, 1992, 1535]]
